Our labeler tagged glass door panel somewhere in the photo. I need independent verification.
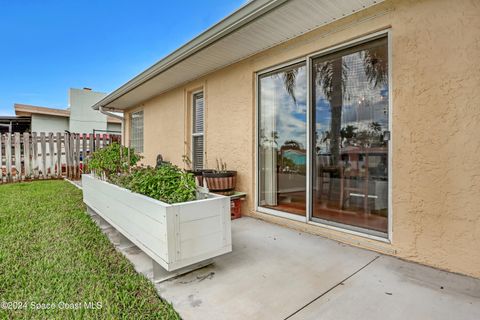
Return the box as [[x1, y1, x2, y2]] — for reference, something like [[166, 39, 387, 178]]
[[311, 37, 389, 235], [258, 63, 307, 216]]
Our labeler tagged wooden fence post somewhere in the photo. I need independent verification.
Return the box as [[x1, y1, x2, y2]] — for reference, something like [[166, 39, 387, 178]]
[[95, 134, 100, 152], [69, 133, 75, 180], [23, 133, 30, 179], [40, 133, 47, 179], [5, 133, 12, 182], [14, 133, 21, 181], [48, 133, 55, 178], [64, 133, 69, 178], [75, 134, 80, 180], [72, 134, 77, 180], [81, 133, 87, 174], [56, 133, 62, 177], [0, 134, 3, 183], [89, 133, 94, 156], [32, 132, 38, 179]]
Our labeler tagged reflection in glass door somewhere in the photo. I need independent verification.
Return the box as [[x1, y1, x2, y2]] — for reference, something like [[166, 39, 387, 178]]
[[311, 36, 389, 235], [258, 63, 307, 216]]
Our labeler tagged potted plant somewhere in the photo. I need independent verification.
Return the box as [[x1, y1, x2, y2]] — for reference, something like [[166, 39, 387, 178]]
[[182, 154, 213, 187], [203, 159, 237, 195]]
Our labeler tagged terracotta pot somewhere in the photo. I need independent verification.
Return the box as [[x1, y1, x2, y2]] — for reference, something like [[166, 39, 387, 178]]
[[203, 171, 237, 195]]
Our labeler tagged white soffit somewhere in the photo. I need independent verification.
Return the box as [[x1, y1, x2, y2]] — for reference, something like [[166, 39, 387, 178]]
[[94, 0, 384, 110]]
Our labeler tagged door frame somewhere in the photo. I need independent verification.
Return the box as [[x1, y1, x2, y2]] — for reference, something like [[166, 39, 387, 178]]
[[255, 58, 309, 223], [254, 29, 393, 242]]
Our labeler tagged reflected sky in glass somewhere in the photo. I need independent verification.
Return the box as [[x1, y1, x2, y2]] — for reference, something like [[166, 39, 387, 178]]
[[314, 43, 389, 152], [259, 64, 307, 149]]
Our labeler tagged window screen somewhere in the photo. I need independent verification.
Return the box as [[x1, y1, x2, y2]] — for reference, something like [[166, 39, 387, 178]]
[[130, 111, 144, 153], [192, 92, 204, 170]]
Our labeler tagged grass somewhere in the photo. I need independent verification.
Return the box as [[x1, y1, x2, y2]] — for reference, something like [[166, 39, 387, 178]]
[[0, 180, 180, 319]]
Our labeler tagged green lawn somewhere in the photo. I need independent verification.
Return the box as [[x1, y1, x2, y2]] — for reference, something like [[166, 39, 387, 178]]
[[0, 180, 180, 319]]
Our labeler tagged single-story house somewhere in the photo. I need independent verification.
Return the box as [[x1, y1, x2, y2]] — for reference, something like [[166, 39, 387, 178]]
[[91, 0, 480, 278], [15, 88, 122, 134]]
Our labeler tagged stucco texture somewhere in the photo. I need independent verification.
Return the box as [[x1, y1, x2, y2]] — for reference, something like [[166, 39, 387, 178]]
[[124, 0, 480, 278]]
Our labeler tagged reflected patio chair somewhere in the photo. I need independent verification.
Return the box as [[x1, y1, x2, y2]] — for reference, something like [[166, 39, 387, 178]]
[[316, 154, 337, 201], [339, 155, 369, 214]]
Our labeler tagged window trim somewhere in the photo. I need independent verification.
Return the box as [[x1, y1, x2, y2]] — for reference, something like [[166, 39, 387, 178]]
[[129, 110, 144, 153], [255, 29, 393, 243], [191, 90, 205, 170]]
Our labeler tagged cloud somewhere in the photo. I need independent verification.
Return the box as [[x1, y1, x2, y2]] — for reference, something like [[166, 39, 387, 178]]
[[259, 65, 307, 148]]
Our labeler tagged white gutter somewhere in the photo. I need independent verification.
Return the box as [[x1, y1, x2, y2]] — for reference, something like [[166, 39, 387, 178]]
[[99, 106, 124, 139], [92, 0, 288, 110], [99, 106, 123, 120]]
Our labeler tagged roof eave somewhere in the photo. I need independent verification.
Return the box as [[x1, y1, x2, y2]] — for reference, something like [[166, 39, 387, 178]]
[[92, 0, 287, 110]]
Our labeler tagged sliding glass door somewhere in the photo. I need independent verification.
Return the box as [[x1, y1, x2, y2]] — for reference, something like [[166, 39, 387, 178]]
[[311, 36, 389, 235], [258, 63, 307, 216], [257, 34, 390, 236]]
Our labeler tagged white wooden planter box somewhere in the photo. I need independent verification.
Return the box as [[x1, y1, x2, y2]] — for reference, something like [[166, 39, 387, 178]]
[[82, 174, 232, 272]]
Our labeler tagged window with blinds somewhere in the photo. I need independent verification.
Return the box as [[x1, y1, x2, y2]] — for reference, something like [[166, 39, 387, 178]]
[[130, 110, 144, 153], [192, 92, 204, 170]]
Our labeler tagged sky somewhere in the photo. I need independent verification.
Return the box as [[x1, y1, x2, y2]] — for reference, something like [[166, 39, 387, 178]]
[[0, 0, 245, 115]]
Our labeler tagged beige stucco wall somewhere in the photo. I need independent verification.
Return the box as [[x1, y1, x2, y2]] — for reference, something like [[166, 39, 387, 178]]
[[123, 0, 480, 278]]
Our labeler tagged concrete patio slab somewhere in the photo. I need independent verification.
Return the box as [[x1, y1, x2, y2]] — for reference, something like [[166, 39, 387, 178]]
[[289, 254, 480, 320], [94, 214, 480, 320], [156, 218, 379, 319]]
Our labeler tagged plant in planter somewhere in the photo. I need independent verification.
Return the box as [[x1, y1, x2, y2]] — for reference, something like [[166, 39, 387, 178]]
[[83, 142, 231, 278], [203, 158, 237, 195], [87, 142, 141, 180], [88, 143, 196, 204], [127, 165, 196, 204], [82, 156, 231, 276]]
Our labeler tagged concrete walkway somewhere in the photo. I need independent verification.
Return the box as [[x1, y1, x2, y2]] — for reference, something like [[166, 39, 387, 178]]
[[91, 213, 480, 320]]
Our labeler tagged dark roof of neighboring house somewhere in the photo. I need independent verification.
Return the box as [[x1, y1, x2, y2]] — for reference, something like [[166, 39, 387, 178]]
[[14, 103, 70, 117]]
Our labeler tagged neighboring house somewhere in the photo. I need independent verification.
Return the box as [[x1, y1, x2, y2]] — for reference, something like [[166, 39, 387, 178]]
[[91, 0, 480, 278], [15, 88, 122, 134], [0, 116, 31, 133]]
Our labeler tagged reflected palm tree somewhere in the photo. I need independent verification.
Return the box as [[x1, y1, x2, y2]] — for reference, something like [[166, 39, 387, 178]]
[[315, 44, 388, 162], [282, 68, 299, 104], [260, 128, 279, 147], [341, 125, 358, 140], [277, 43, 388, 164]]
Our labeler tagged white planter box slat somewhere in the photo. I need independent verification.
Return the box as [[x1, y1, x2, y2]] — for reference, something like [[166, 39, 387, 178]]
[[82, 174, 232, 272]]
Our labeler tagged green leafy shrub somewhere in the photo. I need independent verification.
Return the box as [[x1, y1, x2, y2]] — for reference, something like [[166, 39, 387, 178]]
[[108, 172, 134, 189], [87, 143, 140, 178], [127, 165, 196, 204], [88, 144, 196, 204]]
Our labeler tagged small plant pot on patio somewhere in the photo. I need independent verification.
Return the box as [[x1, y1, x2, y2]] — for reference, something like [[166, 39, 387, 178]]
[[203, 171, 237, 195]]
